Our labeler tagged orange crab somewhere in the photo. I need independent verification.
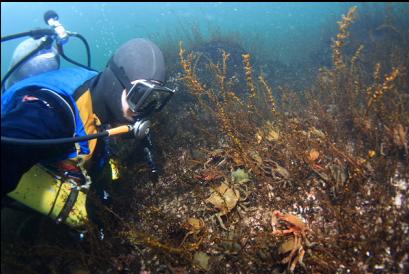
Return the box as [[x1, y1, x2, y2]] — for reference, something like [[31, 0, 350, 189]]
[[271, 210, 309, 236], [271, 210, 309, 272]]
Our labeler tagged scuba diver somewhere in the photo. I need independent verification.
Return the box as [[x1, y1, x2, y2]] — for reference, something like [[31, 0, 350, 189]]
[[1, 11, 175, 234]]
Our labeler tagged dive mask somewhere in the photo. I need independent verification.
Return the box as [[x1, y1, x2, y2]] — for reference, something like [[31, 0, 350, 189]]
[[126, 79, 175, 114], [109, 60, 175, 118]]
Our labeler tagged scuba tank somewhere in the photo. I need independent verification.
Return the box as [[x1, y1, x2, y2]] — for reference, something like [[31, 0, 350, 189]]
[[5, 37, 60, 90], [1, 10, 94, 93]]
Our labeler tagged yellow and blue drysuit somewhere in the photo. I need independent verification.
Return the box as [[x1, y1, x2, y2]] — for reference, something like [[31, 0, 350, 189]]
[[1, 67, 111, 228]]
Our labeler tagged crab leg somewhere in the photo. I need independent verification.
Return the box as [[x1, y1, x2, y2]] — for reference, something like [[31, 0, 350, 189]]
[[272, 229, 295, 236], [289, 238, 303, 272], [179, 231, 193, 247], [216, 213, 228, 230], [289, 248, 305, 272], [282, 239, 299, 265]]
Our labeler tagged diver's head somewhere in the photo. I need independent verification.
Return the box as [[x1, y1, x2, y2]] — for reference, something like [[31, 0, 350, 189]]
[[6, 38, 60, 89], [92, 38, 173, 125]]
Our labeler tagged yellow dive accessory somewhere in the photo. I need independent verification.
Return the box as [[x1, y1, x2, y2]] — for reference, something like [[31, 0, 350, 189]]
[[5, 122, 150, 229], [109, 159, 120, 180], [7, 165, 88, 228]]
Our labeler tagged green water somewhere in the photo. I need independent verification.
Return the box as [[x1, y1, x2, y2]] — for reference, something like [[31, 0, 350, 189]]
[[1, 2, 407, 78]]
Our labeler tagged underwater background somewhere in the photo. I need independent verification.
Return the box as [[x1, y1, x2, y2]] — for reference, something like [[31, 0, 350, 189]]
[[3, 2, 405, 73], [2, 2, 409, 274]]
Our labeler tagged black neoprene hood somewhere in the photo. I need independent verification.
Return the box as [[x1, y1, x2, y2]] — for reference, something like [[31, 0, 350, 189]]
[[94, 38, 166, 124]]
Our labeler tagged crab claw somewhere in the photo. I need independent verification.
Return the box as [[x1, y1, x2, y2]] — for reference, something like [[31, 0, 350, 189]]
[[273, 210, 283, 218]]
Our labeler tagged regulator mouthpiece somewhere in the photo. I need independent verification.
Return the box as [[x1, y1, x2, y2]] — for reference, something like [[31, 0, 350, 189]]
[[132, 119, 151, 140], [44, 10, 68, 44]]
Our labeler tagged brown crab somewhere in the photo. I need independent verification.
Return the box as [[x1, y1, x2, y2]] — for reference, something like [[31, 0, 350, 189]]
[[179, 217, 205, 248], [206, 170, 251, 230], [194, 167, 225, 181], [203, 149, 226, 168], [264, 159, 290, 180], [271, 210, 309, 272]]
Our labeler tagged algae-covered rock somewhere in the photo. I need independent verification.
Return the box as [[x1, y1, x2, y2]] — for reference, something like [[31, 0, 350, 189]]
[[193, 251, 210, 270], [231, 168, 250, 184]]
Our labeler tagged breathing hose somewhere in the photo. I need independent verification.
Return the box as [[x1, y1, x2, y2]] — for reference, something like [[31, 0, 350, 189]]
[[0, 29, 54, 42], [1, 125, 131, 145], [57, 32, 94, 71]]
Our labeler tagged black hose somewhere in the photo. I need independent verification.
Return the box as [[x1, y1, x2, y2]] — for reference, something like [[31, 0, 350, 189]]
[[1, 31, 34, 42], [57, 44, 93, 71], [70, 33, 91, 68], [0, 29, 54, 42], [1, 131, 109, 145], [57, 34, 96, 71]]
